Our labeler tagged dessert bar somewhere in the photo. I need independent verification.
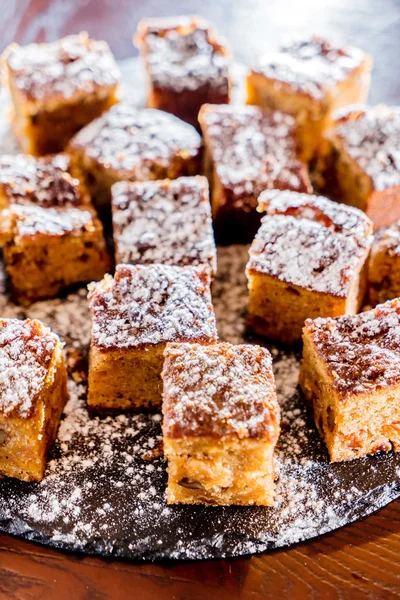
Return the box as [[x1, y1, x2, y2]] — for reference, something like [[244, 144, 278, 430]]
[[368, 220, 400, 306]]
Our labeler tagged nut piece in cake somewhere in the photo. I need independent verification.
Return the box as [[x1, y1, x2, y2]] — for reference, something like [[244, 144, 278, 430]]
[[0, 205, 110, 304], [135, 15, 230, 129], [87, 263, 217, 411], [68, 103, 202, 211], [299, 299, 400, 462], [198, 104, 311, 243], [246, 190, 373, 344], [2, 32, 120, 155], [247, 36, 372, 161], [322, 105, 400, 230], [0, 318, 68, 481], [111, 176, 216, 273], [162, 342, 280, 505], [368, 220, 400, 306]]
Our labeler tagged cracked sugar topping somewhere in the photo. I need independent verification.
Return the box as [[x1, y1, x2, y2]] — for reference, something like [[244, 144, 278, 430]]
[[305, 299, 400, 397], [0, 154, 86, 208], [0, 318, 58, 418], [69, 104, 202, 178], [200, 104, 310, 208], [112, 177, 216, 272], [88, 263, 217, 349], [163, 342, 280, 440], [136, 16, 230, 94], [247, 190, 372, 297], [4, 32, 120, 103], [252, 36, 368, 100], [5, 204, 99, 238], [333, 105, 400, 191]]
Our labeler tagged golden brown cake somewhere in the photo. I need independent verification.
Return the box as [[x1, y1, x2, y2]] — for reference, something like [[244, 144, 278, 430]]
[[111, 176, 216, 273], [299, 299, 400, 462], [3, 32, 120, 155], [0, 204, 110, 304], [322, 105, 400, 230], [246, 190, 373, 344], [368, 220, 400, 306], [87, 263, 217, 412], [68, 103, 203, 211], [0, 318, 68, 481], [162, 342, 280, 506], [199, 104, 311, 243], [247, 36, 372, 161], [134, 15, 231, 129]]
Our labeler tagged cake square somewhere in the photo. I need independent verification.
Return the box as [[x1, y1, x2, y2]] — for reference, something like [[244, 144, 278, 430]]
[[162, 342, 280, 505], [68, 103, 203, 211], [246, 36, 372, 161], [246, 190, 373, 344], [0, 318, 68, 481], [0, 204, 110, 304], [299, 299, 400, 462], [87, 263, 217, 411], [2, 32, 120, 156], [135, 15, 231, 129], [111, 176, 216, 273], [368, 220, 400, 306], [322, 105, 400, 230], [198, 104, 311, 243]]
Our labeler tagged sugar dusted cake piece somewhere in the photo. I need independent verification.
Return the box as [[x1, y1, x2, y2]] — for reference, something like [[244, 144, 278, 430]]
[[246, 190, 373, 344], [199, 104, 311, 243], [247, 36, 372, 161], [0, 204, 110, 304], [323, 105, 400, 230], [68, 103, 202, 210], [87, 263, 217, 411], [3, 32, 120, 155], [112, 176, 216, 273], [162, 342, 280, 505], [299, 299, 400, 462], [0, 318, 68, 481], [135, 15, 230, 129], [368, 220, 400, 306]]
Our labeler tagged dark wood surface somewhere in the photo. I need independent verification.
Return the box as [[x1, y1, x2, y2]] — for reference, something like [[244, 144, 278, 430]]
[[0, 1, 400, 598]]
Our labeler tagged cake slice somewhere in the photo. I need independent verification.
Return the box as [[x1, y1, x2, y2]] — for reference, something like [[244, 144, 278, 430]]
[[368, 220, 400, 306]]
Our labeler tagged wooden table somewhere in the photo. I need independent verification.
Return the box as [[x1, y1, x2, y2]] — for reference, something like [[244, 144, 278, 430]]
[[0, 1, 400, 598]]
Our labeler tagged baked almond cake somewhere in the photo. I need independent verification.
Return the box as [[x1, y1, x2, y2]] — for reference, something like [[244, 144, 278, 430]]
[[3, 32, 120, 155], [0, 318, 68, 482], [368, 220, 400, 306], [162, 342, 280, 505], [87, 263, 217, 411], [300, 299, 400, 462], [246, 190, 373, 344]]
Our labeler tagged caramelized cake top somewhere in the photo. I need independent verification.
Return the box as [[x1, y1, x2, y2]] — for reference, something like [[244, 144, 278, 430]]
[[162, 342, 279, 440], [88, 264, 217, 349], [4, 32, 120, 103], [0, 318, 59, 418], [247, 190, 373, 297], [69, 104, 202, 178], [112, 176, 216, 271], [331, 105, 400, 191], [304, 299, 400, 397], [199, 104, 311, 209], [0, 154, 87, 208], [135, 15, 230, 94], [251, 36, 368, 100]]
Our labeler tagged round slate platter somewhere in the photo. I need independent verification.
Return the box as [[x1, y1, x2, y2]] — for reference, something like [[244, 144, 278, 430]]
[[0, 60, 399, 562]]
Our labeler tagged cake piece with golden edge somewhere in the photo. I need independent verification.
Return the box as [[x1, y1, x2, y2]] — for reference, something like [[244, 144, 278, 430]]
[[246, 190, 373, 344], [0, 204, 110, 304], [112, 176, 216, 273], [368, 220, 400, 306], [68, 103, 202, 211], [322, 105, 400, 230], [2, 32, 120, 156], [0, 318, 68, 481], [199, 104, 311, 243], [162, 342, 280, 505], [300, 299, 400, 462], [247, 36, 371, 161], [135, 15, 230, 129], [87, 263, 217, 412]]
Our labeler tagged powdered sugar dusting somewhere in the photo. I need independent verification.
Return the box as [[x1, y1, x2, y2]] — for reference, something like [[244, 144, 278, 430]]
[[5, 204, 98, 237]]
